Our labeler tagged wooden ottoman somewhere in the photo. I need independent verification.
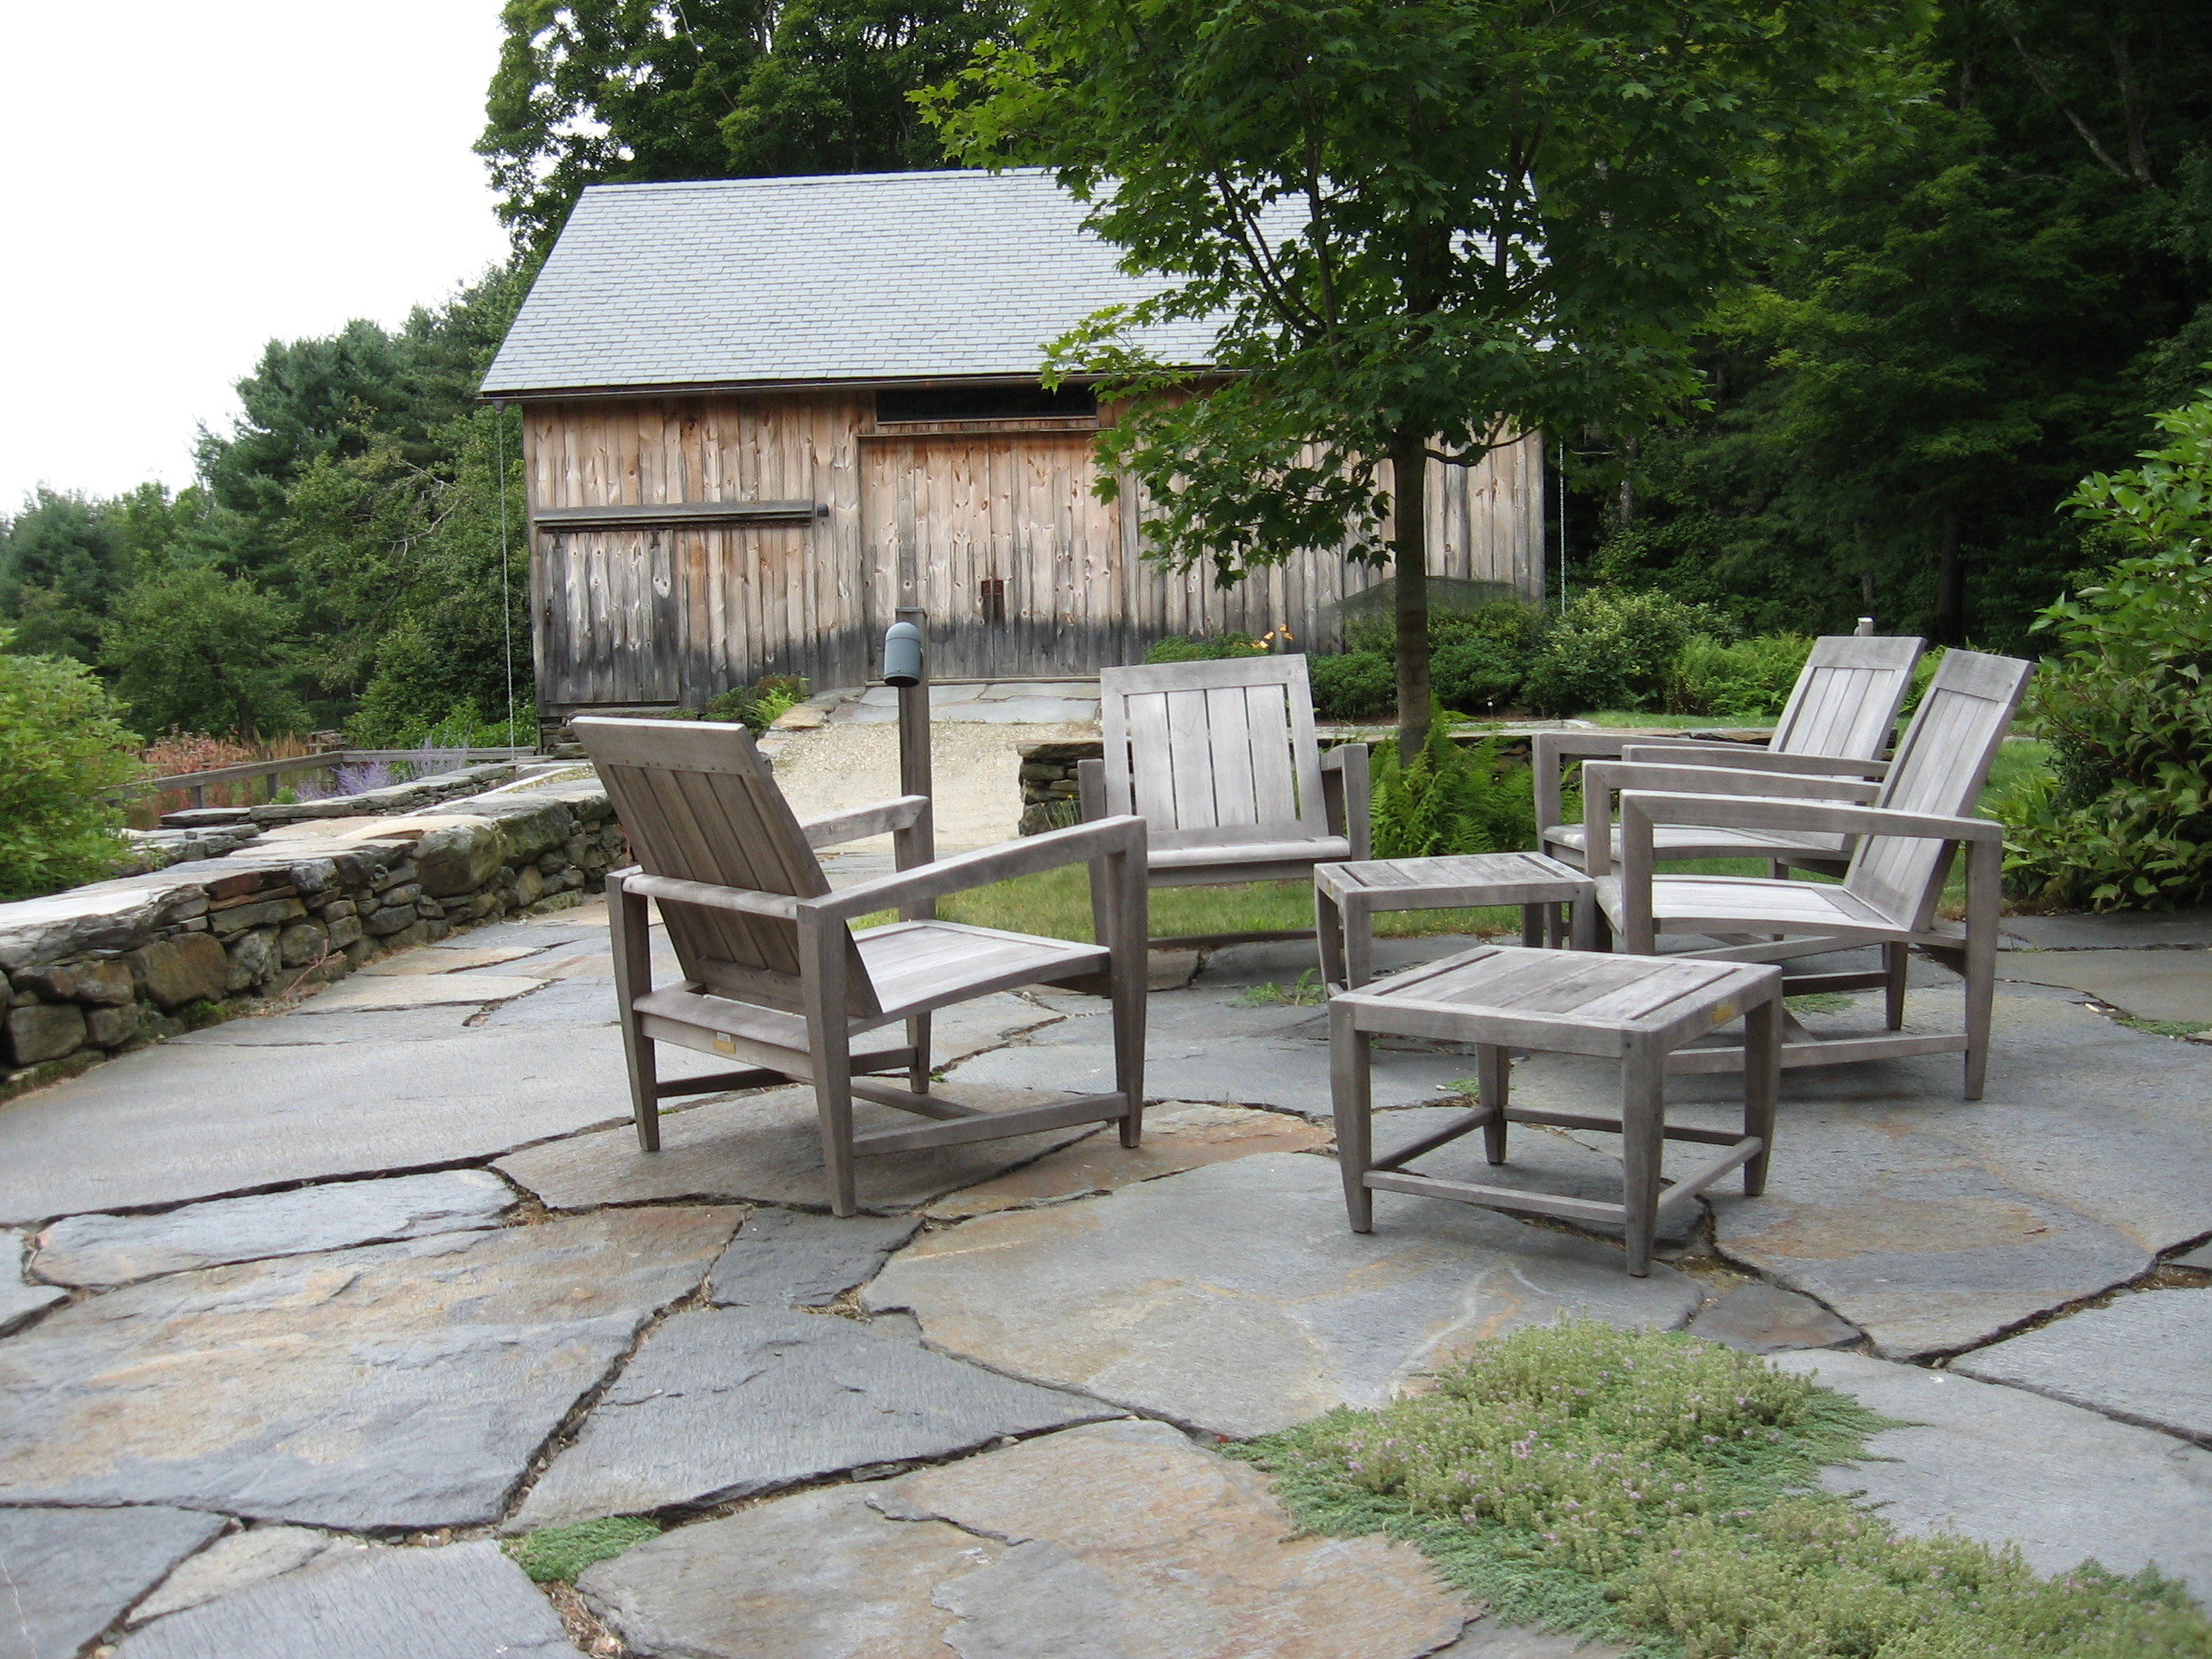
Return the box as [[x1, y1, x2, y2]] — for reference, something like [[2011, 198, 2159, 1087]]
[[1314, 852, 1595, 992], [1330, 945, 1784, 1274]]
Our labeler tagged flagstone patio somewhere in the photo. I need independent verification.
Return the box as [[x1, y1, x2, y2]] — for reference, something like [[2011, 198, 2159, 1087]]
[[1, 897, 2209, 1657]]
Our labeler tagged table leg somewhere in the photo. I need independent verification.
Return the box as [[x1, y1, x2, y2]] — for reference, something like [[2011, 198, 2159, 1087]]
[[1743, 989, 1781, 1196], [1316, 882, 1347, 990], [1520, 902, 1543, 948], [1479, 1043, 1509, 1164], [1345, 893, 1374, 989], [1620, 1039, 1664, 1276], [1330, 1002, 1374, 1232]]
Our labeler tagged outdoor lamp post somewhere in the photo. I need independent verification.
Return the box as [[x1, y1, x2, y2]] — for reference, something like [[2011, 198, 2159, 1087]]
[[883, 609, 935, 913]]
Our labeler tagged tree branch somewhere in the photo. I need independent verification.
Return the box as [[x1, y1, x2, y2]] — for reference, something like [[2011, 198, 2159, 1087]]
[[2001, 20, 2134, 184]]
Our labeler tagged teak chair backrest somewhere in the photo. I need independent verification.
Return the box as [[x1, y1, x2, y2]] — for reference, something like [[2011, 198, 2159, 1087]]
[[1769, 634, 1926, 760], [1844, 650, 2033, 929], [575, 716, 879, 1018], [1097, 655, 1326, 851]]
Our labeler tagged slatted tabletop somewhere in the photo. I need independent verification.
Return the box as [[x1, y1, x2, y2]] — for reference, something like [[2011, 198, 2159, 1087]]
[[1315, 853, 1597, 987], [1329, 943, 1785, 1275]]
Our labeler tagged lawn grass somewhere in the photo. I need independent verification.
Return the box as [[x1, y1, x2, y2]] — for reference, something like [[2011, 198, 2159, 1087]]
[[1235, 1321, 2212, 1658]]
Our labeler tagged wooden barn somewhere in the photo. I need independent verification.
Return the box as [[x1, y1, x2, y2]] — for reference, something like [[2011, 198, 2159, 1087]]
[[480, 168, 1548, 717]]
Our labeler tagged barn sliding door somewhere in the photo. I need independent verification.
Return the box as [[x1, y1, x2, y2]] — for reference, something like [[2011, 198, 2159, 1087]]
[[861, 432, 1123, 678], [534, 528, 681, 706]]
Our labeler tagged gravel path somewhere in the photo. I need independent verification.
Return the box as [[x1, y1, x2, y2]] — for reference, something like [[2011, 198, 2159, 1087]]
[[762, 719, 1096, 851]]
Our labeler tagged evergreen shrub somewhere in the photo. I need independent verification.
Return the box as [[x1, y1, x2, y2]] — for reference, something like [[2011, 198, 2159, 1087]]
[[1521, 590, 1725, 715], [702, 674, 810, 733], [1999, 388, 2212, 910], [0, 638, 143, 901], [1665, 633, 1814, 718]]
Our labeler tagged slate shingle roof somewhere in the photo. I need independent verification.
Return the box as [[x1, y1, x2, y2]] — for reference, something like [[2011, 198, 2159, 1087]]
[[480, 168, 1225, 396]]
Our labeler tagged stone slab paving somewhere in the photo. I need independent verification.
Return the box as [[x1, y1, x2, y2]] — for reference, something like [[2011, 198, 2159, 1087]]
[[31, 1168, 516, 1285], [0, 1021, 736, 1223], [710, 1207, 921, 1306], [127, 1525, 341, 1624], [2001, 908, 2212, 949], [511, 1306, 1116, 1529], [1686, 1282, 1860, 1354], [294, 971, 548, 1012], [926, 1102, 1330, 1218], [0, 1503, 225, 1659], [1995, 947, 2212, 1024], [111, 1539, 580, 1659], [948, 987, 1482, 1114], [164, 1003, 488, 1047], [357, 941, 547, 973], [0, 1206, 740, 1529], [2179, 1241, 2212, 1271], [0, 1227, 65, 1335], [1951, 1287, 2212, 1443], [1775, 1349, 2212, 1604], [496, 1082, 1104, 1215], [1684, 988, 2212, 1356], [580, 1419, 1472, 1659], [868, 1151, 1700, 1439]]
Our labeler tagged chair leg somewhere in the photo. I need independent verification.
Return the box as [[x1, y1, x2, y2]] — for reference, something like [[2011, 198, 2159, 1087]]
[[801, 916, 858, 1216], [1479, 1043, 1509, 1165], [906, 1013, 932, 1094], [1742, 991, 1781, 1197], [1331, 1003, 1373, 1233], [1106, 848, 1148, 1148], [813, 1058, 857, 1217], [1883, 941, 1908, 1030], [1620, 1041, 1665, 1277], [607, 878, 660, 1152], [1963, 838, 2001, 1102]]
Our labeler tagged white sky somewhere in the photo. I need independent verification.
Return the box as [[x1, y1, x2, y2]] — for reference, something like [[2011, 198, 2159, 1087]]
[[0, 2, 515, 511]]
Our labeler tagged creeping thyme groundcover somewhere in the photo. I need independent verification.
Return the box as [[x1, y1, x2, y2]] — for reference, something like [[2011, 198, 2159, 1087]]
[[1231, 1321, 2212, 1658]]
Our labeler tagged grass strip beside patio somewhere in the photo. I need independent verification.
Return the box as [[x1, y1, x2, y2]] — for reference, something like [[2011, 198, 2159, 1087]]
[[1229, 1322, 2212, 1658]]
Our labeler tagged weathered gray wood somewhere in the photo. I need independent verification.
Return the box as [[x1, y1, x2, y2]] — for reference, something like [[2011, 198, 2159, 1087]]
[[1312, 852, 1594, 990], [1092, 655, 1363, 951], [1329, 944, 1782, 1271], [1538, 634, 1923, 874], [575, 715, 1151, 1214]]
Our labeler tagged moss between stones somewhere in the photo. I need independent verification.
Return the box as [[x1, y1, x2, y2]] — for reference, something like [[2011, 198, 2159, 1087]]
[[503, 1516, 662, 1585], [1229, 1321, 2212, 1658]]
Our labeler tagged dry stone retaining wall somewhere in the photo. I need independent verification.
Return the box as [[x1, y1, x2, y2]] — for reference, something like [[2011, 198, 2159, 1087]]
[[0, 781, 626, 1086]]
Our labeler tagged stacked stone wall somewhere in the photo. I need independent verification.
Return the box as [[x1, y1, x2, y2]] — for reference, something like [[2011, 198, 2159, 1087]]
[[0, 783, 626, 1087]]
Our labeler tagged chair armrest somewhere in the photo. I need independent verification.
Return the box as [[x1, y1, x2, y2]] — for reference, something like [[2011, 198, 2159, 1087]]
[[1618, 791, 2002, 846], [798, 795, 928, 849], [1580, 764, 1880, 875], [805, 815, 1148, 922], [618, 871, 803, 919], [1621, 744, 1889, 779], [1320, 743, 1371, 859], [1532, 732, 1686, 833]]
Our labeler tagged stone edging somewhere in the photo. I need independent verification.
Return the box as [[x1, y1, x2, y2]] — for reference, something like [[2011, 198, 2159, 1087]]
[[1, 781, 627, 1088]]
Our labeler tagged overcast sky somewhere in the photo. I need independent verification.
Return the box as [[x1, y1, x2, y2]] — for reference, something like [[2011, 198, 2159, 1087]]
[[0, 1, 514, 511]]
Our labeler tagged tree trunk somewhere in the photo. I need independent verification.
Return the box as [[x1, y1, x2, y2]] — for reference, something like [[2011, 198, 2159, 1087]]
[[1390, 427, 1432, 755], [1934, 508, 1966, 644]]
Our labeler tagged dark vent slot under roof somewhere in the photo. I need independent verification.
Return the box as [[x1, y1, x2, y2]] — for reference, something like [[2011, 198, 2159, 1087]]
[[876, 383, 1097, 424]]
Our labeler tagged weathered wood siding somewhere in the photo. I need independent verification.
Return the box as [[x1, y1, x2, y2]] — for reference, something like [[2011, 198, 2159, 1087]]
[[524, 393, 1545, 710]]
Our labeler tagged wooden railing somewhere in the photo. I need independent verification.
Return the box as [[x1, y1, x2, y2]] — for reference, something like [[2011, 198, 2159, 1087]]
[[144, 749, 540, 810]]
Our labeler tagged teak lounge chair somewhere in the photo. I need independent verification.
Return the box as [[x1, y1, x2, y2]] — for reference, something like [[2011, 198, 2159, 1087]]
[[1585, 649, 2033, 1099], [1077, 655, 1370, 949], [577, 716, 1149, 1216], [1536, 634, 1925, 878]]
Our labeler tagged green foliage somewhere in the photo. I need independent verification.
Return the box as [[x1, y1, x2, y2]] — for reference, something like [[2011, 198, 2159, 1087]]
[[481, 0, 1016, 250], [1371, 726, 1537, 860], [503, 1516, 661, 1586], [101, 565, 307, 739], [1998, 388, 2212, 910], [1142, 632, 1261, 664], [0, 639, 142, 902], [701, 674, 811, 733], [1522, 591, 1726, 717], [929, 0, 1919, 749], [1665, 634, 1816, 718], [1309, 651, 1395, 720], [1234, 1320, 2212, 1656]]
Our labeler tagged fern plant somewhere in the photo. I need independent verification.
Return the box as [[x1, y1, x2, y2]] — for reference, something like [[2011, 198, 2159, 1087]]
[[1370, 719, 1538, 858]]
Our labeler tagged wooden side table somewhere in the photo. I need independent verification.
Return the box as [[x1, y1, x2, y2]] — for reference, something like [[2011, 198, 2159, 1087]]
[[1330, 944, 1784, 1275], [1314, 852, 1595, 992]]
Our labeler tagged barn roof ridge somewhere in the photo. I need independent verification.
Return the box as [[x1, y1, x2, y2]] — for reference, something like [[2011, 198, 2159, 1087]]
[[481, 167, 1222, 399]]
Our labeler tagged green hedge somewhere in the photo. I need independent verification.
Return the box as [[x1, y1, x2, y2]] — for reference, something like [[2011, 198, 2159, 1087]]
[[0, 640, 143, 902]]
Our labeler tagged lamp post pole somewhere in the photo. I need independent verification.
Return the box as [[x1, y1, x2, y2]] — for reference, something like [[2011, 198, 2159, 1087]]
[[881, 608, 935, 918]]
